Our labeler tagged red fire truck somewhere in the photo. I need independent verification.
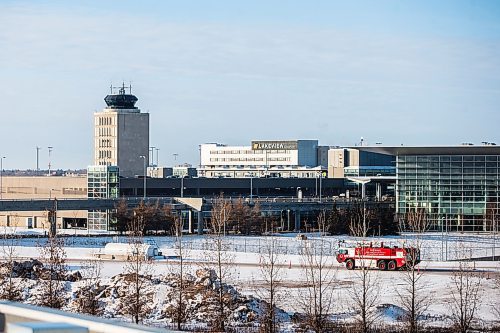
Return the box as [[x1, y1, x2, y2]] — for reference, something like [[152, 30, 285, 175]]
[[336, 241, 420, 270]]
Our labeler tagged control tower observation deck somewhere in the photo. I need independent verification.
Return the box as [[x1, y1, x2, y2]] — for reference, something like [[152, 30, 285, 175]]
[[104, 84, 139, 112]]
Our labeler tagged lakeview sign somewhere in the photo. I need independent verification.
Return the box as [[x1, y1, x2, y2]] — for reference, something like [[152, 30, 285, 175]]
[[251, 141, 298, 150]]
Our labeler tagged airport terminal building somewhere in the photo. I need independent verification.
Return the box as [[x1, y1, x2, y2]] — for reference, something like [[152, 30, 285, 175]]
[[357, 146, 500, 232]]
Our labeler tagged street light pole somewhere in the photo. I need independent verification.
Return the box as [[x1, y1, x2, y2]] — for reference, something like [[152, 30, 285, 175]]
[[441, 216, 444, 261], [181, 176, 184, 198], [139, 155, 146, 199], [445, 214, 448, 261], [315, 174, 318, 197], [0, 156, 5, 200], [149, 146, 156, 167], [250, 176, 253, 198], [319, 171, 323, 203], [36, 147, 41, 176], [47, 146, 53, 176]]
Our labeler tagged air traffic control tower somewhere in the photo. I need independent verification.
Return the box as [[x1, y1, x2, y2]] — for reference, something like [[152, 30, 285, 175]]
[[93, 84, 149, 177]]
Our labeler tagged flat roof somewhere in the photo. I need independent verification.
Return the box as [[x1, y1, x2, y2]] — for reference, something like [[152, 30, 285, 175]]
[[351, 146, 500, 156]]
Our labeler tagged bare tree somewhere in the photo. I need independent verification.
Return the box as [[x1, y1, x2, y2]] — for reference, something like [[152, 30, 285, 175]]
[[0, 225, 22, 301], [396, 209, 431, 333], [297, 211, 337, 333], [348, 203, 380, 333], [113, 198, 131, 234], [73, 256, 104, 316], [204, 194, 234, 331], [348, 201, 370, 238], [37, 235, 68, 309], [492, 274, 500, 320], [256, 233, 284, 333], [249, 201, 263, 235], [167, 216, 191, 330], [161, 203, 176, 235], [118, 208, 153, 324], [449, 245, 484, 333], [230, 198, 250, 234]]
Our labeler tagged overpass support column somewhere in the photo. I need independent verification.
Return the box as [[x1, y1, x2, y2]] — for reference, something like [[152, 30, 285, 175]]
[[294, 210, 301, 232], [197, 211, 204, 235], [376, 183, 382, 201], [188, 211, 193, 233]]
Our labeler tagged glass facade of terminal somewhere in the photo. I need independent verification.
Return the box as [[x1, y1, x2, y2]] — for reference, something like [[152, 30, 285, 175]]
[[87, 165, 120, 230], [344, 166, 396, 177], [397, 155, 500, 231]]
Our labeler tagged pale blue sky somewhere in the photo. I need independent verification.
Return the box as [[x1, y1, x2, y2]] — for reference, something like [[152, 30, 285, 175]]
[[1, 1, 499, 169]]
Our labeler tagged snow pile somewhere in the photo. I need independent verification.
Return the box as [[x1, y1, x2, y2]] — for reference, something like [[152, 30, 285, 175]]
[[71, 268, 281, 328]]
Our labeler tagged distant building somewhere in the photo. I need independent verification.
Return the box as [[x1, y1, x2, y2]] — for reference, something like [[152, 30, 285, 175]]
[[148, 165, 197, 178], [0, 176, 87, 229], [173, 164, 197, 178], [93, 84, 149, 177], [198, 140, 324, 178], [317, 146, 331, 168], [147, 166, 173, 178], [327, 148, 395, 178]]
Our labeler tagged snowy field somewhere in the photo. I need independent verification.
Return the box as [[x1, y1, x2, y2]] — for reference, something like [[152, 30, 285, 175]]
[[2, 227, 499, 261], [1, 229, 499, 329]]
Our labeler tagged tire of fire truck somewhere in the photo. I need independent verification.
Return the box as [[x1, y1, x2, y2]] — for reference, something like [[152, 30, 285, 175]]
[[388, 260, 397, 271], [377, 260, 387, 270], [345, 259, 355, 270]]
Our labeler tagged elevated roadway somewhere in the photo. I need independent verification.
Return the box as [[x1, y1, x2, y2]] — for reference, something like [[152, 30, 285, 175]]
[[0, 197, 393, 213]]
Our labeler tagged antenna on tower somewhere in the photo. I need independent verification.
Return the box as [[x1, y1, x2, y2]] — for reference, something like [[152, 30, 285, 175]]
[[119, 82, 126, 95]]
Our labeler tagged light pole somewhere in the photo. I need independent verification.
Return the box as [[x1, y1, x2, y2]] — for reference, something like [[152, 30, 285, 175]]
[[180, 176, 185, 198], [47, 146, 53, 176], [36, 147, 41, 176], [139, 155, 146, 199], [445, 214, 448, 261], [250, 176, 253, 198], [149, 146, 156, 167], [0, 156, 5, 200], [441, 216, 444, 261], [318, 170, 323, 203], [265, 150, 269, 177]]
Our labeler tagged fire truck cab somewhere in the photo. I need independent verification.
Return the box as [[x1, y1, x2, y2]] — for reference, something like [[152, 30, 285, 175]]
[[336, 241, 420, 271]]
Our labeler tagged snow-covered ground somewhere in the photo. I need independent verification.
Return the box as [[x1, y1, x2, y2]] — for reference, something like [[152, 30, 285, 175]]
[[1, 230, 499, 329], [3, 228, 500, 261]]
